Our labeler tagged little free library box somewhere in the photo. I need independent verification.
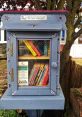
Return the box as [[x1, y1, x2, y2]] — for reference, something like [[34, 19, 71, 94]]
[[0, 10, 67, 110]]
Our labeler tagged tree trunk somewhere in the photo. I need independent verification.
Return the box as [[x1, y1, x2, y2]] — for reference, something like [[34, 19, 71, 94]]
[[60, 14, 74, 85]]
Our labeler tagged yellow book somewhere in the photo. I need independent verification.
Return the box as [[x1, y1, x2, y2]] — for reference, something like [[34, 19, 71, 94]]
[[23, 40, 37, 57]]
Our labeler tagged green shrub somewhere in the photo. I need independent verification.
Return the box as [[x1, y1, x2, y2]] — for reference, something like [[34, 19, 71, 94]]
[[0, 110, 20, 117]]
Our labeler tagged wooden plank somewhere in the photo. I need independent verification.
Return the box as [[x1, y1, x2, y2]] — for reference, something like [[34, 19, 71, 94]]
[[19, 55, 50, 60], [70, 88, 82, 117]]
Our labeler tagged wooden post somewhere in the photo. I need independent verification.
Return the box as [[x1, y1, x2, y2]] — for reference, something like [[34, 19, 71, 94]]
[[26, 110, 43, 117]]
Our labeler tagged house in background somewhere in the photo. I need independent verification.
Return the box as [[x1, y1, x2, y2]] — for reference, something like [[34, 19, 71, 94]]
[[70, 34, 82, 58], [0, 21, 6, 44]]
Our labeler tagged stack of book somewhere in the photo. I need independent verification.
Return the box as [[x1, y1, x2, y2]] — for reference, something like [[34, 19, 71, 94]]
[[18, 40, 49, 57], [23, 40, 41, 57], [18, 45, 29, 56], [29, 63, 49, 86]]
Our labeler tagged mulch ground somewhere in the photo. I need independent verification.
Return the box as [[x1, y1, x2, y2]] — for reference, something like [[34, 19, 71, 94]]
[[70, 88, 82, 117], [0, 60, 7, 96]]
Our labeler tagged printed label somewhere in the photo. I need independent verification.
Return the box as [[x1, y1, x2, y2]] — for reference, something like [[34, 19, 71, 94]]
[[20, 15, 47, 20]]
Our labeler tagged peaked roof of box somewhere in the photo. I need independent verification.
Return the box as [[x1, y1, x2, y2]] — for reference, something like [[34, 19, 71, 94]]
[[0, 10, 68, 15]]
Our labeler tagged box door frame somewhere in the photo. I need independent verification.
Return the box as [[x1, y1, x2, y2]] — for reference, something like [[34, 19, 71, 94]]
[[8, 31, 59, 96]]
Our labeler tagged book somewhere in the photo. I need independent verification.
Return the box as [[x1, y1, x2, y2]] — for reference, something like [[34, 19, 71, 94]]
[[29, 65, 35, 85], [18, 61, 28, 86], [29, 63, 40, 86], [31, 64, 40, 86], [40, 64, 49, 86], [27, 40, 41, 56], [36, 64, 44, 86], [29, 63, 49, 86], [37, 41, 44, 55], [23, 40, 37, 57], [28, 64, 36, 85], [48, 41, 50, 56], [44, 41, 48, 56], [32, 64, 41, 85], [18, 45, 29, 56]]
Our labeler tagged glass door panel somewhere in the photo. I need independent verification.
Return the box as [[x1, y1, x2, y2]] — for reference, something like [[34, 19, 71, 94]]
[[18, 40, 50, 87]]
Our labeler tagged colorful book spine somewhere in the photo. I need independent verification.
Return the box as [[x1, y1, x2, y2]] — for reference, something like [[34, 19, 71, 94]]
[[38, 65, 46, 85], [44, 41, 48, 56], [29, 64, 36, 85], [40, 64, 49, 86], [29, 63, 49, 86], [31, 64, 40, 86], [36, 64, 44, 86], [38, 41, 44, 55], [23, 40, 37, 57], [18, 45, 28, 56], [34, 64, 42, 85], [27, 40, 41, 56], [48, 41, 50, 56], [29, 64, 40, 86]]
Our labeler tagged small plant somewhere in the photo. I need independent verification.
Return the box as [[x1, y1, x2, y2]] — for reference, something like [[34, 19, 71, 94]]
[[0, 110, 20, 117]]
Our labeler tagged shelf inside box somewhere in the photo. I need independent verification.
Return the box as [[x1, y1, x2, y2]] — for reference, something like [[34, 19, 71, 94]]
[[19, 55, 50, 60]]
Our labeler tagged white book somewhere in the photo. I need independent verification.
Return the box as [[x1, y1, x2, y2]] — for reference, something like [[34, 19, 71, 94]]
[[18, 61, 28, 86]]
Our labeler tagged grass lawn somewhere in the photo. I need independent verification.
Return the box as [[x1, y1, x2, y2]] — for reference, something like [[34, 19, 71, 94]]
[[72, 58, 82, 66]]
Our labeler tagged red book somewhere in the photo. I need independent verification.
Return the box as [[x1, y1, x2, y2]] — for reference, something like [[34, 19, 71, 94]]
[[40, 65, 49, 86], [27, 40, 41, 56]]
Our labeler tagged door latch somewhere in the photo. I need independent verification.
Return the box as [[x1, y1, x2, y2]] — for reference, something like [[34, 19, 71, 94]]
[[51, 62, 57, 68]]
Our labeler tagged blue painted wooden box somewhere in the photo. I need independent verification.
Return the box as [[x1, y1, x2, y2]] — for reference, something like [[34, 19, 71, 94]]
[[0, 11, 67, 109]]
